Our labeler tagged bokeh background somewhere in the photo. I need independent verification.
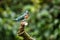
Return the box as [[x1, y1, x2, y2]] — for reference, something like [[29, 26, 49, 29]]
[[0, 0, 60, 40]]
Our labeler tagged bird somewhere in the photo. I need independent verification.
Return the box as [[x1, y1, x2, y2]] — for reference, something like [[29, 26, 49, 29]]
[[13, 10, 29, 22]]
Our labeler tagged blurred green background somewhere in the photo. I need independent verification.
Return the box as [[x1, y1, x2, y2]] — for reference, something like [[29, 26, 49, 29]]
[[0, 0, 60, 40]]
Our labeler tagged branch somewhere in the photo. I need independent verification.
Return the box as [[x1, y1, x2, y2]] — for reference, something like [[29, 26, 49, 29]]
[[17, 21, 33, 40]]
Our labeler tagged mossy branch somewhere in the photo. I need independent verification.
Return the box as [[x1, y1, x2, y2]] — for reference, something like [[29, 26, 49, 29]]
[[17, 21, 33, 40]]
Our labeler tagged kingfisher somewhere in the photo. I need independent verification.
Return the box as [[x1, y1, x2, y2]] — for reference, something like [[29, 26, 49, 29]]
[[13, 10, 29, 22]]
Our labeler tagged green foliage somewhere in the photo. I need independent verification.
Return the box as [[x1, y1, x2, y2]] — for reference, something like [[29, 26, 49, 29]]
[[0, 0, 60, 40]]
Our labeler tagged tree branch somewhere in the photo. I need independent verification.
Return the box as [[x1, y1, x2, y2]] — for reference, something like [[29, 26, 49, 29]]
[[17, 21, 33, 40]]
